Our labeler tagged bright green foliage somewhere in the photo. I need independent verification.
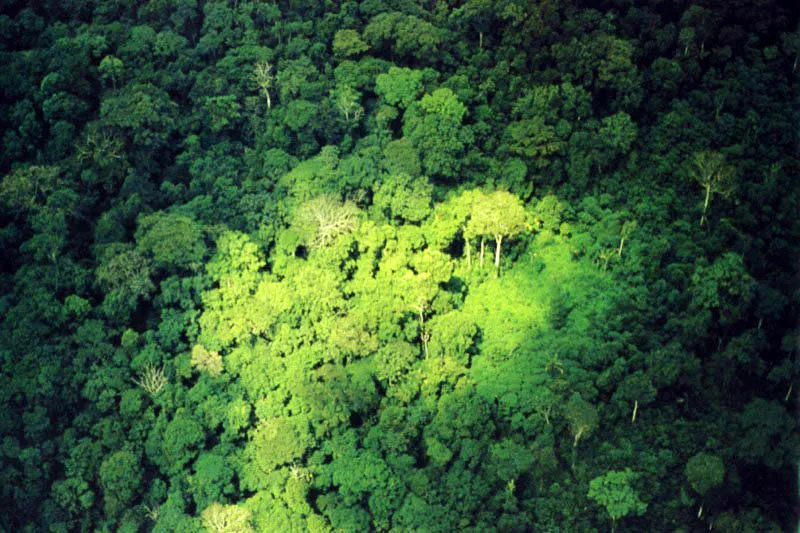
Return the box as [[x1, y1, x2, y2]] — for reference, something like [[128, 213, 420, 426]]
[[685, 453, 725, 496], [247, 416, 314, 474], [588, 469, 647, 524], [532, 195, 565, 232], [198, 232, 288, 351], [375, 67, 424, 109], [468, 190, 529, 268], [422, 188, 477, 251], [0, 1, 797, 531], [375, 340, 419, 384], [463, 263, 547, 358], [201, 503, 253, 533], [191, 345, 223, 377], [427, 310, 477, 364]]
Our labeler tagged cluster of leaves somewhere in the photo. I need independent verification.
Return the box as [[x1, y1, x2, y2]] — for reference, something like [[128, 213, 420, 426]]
[[0, 0, 797, 531]]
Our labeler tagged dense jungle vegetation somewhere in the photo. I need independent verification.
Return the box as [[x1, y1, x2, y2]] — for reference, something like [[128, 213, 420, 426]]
[[0, 0, 798, 531]]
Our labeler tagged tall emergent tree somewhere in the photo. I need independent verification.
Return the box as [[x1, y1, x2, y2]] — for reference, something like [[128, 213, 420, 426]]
[[469, 190, 529, 270], [588, 469, 647, 532], [687, 151, 735, 226], [253, 61, 274, 109]]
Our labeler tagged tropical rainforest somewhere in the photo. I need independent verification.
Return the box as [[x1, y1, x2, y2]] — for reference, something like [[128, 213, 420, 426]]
[[0, 0, 798, 531]]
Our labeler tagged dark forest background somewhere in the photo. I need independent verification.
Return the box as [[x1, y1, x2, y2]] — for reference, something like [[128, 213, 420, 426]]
[[0, 0, 798, 531]]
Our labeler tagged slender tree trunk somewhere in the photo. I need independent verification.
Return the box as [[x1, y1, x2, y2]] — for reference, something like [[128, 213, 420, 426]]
[[618, 237, 625, 256], [494, 235, 503, 267], [631, 400, 638, 423], [480, 237, 485, 268], [266, 91, 271, 109], [479, 31, 483, 49], [701, 183, 711, 226]]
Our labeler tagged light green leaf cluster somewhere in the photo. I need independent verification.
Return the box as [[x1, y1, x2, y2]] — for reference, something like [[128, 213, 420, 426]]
[[588, 469, 647, 523]]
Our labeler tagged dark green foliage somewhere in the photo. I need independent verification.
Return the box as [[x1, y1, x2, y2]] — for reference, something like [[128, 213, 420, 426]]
[[99, 451, 143, 518], [685, 453, 725, 496], [0, 0, 797, 531]]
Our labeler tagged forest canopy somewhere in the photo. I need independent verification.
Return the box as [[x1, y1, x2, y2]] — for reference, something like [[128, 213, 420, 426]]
[[0, 0, 798, 531]]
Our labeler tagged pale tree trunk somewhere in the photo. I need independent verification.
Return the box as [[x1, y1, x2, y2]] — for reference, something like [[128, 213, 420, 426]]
[[618, 237, 625, 257], [266, 91, 271, 109], [494, 234, 503, 268], [480, 237, 485, 268], [479, 31, 483, 49], [701, 183, 711, 226], [631, 400, 638, 423]]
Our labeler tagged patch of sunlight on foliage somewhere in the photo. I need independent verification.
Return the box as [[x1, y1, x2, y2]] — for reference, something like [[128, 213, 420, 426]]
[[465, 232, 615, 364], [462, 241, 559, 362], [531, 233, 616, 335]]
